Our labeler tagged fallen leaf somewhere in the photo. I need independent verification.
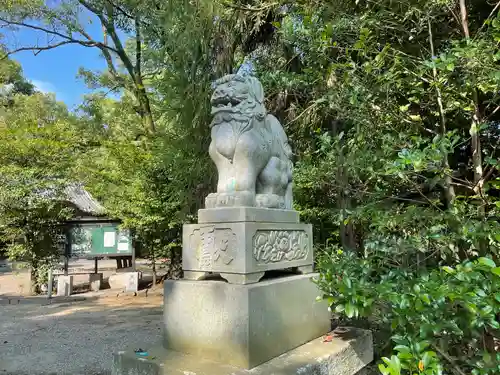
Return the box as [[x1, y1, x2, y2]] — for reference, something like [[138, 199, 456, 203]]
[[323, 335, 333, 342]]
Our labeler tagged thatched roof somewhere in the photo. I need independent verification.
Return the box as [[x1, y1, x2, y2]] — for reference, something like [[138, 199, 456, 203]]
[[63, 184, 106, 216]]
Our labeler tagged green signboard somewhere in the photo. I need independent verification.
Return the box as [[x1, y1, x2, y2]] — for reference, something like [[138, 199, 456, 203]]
[[68, 223, 133, 258]]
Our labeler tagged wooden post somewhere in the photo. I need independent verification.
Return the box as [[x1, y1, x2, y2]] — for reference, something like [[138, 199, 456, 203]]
[[131, 249, 136, 272], [64, 256, 69, 276], [47, 268, 53, 300], [64, 226, 70, 276]]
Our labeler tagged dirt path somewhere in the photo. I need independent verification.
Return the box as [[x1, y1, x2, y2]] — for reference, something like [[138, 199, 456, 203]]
[[0, 292, 163, 375]]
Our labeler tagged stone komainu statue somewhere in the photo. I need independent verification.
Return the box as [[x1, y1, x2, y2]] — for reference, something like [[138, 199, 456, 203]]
[[205, 74, 293, 210]]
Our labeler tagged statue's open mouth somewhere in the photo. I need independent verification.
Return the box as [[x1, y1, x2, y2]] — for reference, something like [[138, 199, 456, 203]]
[[211, 95, 242, 113]]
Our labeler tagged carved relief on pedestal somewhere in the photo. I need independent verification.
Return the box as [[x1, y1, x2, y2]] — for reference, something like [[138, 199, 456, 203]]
[[252, 230, 309, 264], [189, 226, 236, 270]]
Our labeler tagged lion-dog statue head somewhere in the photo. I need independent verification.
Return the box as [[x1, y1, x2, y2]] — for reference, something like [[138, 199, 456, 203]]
[[210, 74, 266, 128]]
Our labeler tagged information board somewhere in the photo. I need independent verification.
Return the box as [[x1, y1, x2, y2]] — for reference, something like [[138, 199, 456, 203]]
[[68, 223, 133, 258]]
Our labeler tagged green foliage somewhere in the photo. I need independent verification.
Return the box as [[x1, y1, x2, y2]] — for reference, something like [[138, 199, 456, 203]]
[[0, 76, 83, 291], [0, 49, 34, 96], [317, 250, 500, 374], [243, 0, 500, 374]]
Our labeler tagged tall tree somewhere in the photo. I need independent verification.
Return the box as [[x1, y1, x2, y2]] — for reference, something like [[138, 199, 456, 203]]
[[0, 54, 85, 292], [0, 0, 156, 134]]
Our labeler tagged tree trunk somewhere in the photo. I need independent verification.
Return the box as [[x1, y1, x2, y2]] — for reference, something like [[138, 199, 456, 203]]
[[459, 0, 493, 354], [459, 0, 486, 253], [152, 258, 157, 286], [470, 91, 484, 201], [134, 15, 155, 135], [332, 121, 356, 251], [338, 164, 356, 251], [149, 243, 157, 286], [30, 264, 38, 296], [101, 8, 156, 134], [136, 83, 155, 135], [427, 18, 456, 208]]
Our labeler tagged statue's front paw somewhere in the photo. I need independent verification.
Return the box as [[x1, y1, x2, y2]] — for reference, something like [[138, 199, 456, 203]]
[[217, 191, 255, 207], [233, 191, 255, 207], [216, 193, 235, 206], [256, 194, 283, 209], [255, 194, 271, 208], [205, 191, 256, 208], [205, 193, 217, 208]]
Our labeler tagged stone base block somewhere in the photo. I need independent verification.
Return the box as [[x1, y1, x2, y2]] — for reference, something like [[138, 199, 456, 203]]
[[112, 327, 373, 375], [109, 272, 141, 292], [56, 275, 73, 297], [125, 272, 140, 292], [198, 207, 299, 224], [89, 273, 103, 292], [163, 274, 330, 369], [182, 221, 313, 283]]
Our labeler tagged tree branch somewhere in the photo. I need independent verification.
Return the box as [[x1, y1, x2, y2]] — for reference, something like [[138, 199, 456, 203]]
[[135, 15, 141, 77], [77, 0, 136, 86], [103, 13, 136, 83], [446, 3, 462, 28], [486, 103, 500, 120], [459, 0, 470, 38], [78, 0, 154, 133], [0, 17, 119, 54], [432, 344, 467, 375], [1, 41, 85, 59], [0, 18, 72, 42], [428, 17, 455, 207], [109, 0, 135, 19], [221, 1, 278, 12], [100, 23, 119, 78], [77, 0, 105, 20], [475, 1, 500, 37], [478, 136, 500, 187], [39, 11, 125, 83]]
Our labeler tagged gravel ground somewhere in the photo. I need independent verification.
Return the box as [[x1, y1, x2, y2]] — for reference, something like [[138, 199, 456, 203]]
[[0, 293, 163, 375]]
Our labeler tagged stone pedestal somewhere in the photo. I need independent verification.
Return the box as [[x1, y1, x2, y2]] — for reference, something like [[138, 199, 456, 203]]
[[163, 274, 329, 369], [183, 208, 313, 284], [89, 273, 103, 292], [198, 207, 300, 224], [56, 275, 73, 297], [112, 328, 373, 375], [161, 207, 348, 371]]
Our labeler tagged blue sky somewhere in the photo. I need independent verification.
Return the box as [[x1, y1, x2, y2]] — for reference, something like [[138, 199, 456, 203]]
[[6, 10, 251, 111], [15, 39, 104, 110], [5, 11, 117, 110]]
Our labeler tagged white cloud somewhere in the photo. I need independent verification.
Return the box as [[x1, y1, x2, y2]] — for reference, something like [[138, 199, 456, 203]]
[[30, 79, 57, 95], [29, 79, 67, 103]]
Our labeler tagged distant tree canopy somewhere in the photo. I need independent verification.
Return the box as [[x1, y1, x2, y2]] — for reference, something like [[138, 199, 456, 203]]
[[0, 50, 33, 104]]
